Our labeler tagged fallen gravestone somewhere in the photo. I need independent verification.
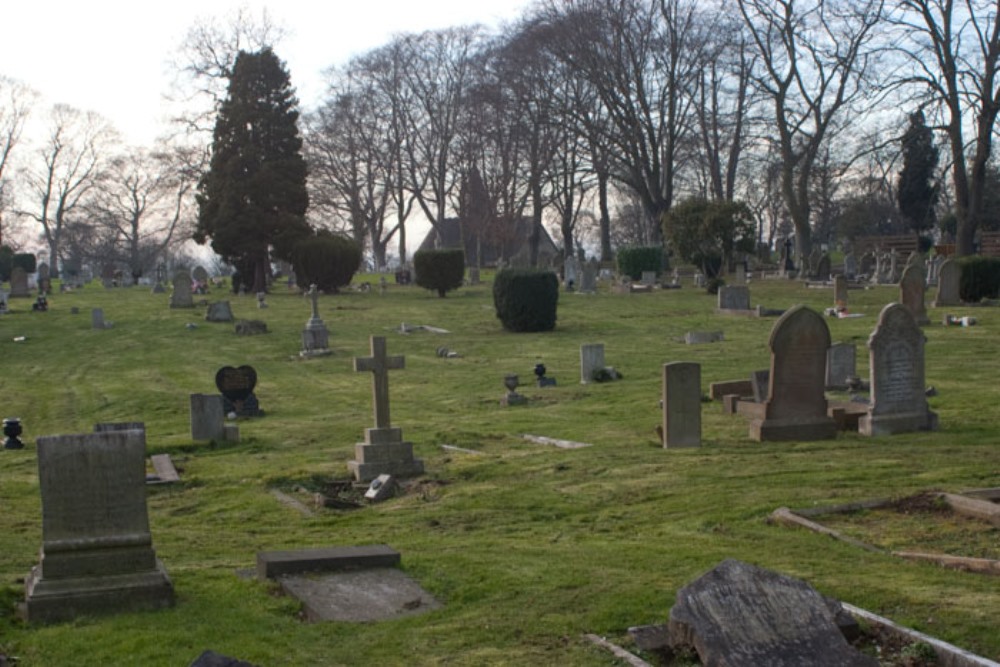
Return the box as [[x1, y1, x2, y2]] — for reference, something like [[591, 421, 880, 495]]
[[668, 559, 876, 667], [684, 331, 724, 345], [215, 365, 262, 417]]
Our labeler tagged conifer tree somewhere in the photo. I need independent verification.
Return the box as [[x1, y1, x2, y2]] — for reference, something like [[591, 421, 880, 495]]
[[897, 110, 939, 233], [195, 47, 310, 292]]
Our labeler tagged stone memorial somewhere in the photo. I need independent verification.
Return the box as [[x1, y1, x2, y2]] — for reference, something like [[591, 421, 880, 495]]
[[859, 303, 938, 436], [468, 266, 480, 285], [23, 429, 175, 623], [932, 258, 960, 307], [91, 308, 106, 330], [667, 559, 876, 667], [301, 284, 332, 357], [814, 253, 831, 281], [843, 252, 857, 280], [205, 301, 235, 322], [192, 265, 209, 285], [825, 343, 856, 391], [899, 263, 929, 325], [832, 274, 848, 309], [10, 266, 30, 297], [580, 343, 606, 384], [717, 285, 750, 312], [859, 252, 874, 278], [640, 270, 657, 287], [37, 262, 51, 293], [579, 260, 598, 294], [662, 362, 701, 447], [170, 269, 194, 308], [348, 336, 424, 482], [564, 256, 581, 290], [151, 264, 166, 294], [927, 254, 944, 285], [749, 306, 837, 442], [0, 289, 8, 313], [190, 393, 227, 441], [215, 365, 262, 417], [889, 249, 901, 283]]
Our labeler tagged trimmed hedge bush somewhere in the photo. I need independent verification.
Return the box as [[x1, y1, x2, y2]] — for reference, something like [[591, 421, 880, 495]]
[[959, 256, 1000, 302], [616, 246, 663, 280], [291, 233, 362, 294], [493, 269, 559, 332], [414, 249, 465, 297]]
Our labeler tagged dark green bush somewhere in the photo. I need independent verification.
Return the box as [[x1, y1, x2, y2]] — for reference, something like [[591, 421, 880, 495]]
[[414, 249, 465, 297], [616, 246, 664, 280], [291, 233, 362, 294], [959, 256, 1000, 301], [493, 269, 559, 332], [13, 253, 36, 274], [0, 246, 13, 282]]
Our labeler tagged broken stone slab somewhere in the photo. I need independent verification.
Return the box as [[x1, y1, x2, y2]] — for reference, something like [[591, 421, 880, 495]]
[[148, 454, 180, 484], [277, 567, 441, 623], [668, 559, 877, 667], [521, 434, 593, 449], [257, 544, 401, 580]]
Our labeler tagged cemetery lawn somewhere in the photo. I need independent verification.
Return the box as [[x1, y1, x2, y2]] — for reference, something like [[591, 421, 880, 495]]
[[1, 276, 998, 666]]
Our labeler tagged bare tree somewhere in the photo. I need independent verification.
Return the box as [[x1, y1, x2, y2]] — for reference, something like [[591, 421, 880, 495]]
[[0, 76, 35, 247], [16, 105, 115, 276], [738, 0, 886, 260], [890, 0, 1000, 255]]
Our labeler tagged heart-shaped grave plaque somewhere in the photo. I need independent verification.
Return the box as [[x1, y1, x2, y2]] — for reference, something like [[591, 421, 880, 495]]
[[215, 365, 257, 402]]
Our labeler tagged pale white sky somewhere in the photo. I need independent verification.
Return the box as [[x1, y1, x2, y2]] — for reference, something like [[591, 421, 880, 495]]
[[2, 0, 531, 146]]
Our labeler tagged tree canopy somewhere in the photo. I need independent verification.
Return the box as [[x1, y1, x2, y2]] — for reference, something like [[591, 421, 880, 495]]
[[897, 110, 939, 233]]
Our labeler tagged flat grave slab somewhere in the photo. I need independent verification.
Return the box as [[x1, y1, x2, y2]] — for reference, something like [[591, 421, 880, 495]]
[[277, 568, 442, 623], [257, 544, 400, 580]]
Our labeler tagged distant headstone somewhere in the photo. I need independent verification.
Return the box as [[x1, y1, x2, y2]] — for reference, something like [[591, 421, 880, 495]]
[[832, 274, 848, 309], [564, 257, 581, 290], [889, 249, 901, 283], [0, 290, 8, 313], [170, 269, 194, 308], [23, 429, 175, 623], [717, 285, 750, 311], [348, 336, 424, 481], [932, 258, 960, 307], [468, 266, 480, 285], [825, 343, 856, 391], [640, 270, 657, 287], [859, 303, 938, 436], [667, 559, 877, 667], [215, 365, 262, 417], [91, 308, 106, 330], [580, 343, 606, 384], [927, 254, 944, 285], [662, 362, 701, 448], [843, 253, 857, 280], [205, 301, 235, 322], [37, 263, 51, 293], [192, 265, 209, 285], [9, 266, 29, 297], [859, 252, 874, 279], [899, 264, 929, 325], [579, 260, 598, 293], [749, 306, 837, 442], [190, 393, 226, 441], [814, 253, 831, 281], [256, 292, 268, 309], [301, 284, 332, 357]]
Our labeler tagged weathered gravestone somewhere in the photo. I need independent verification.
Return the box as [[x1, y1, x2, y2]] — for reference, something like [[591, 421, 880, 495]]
[[859, 303, 938, 436], [564, 257, 581, 289], [192, 265, 209, 285], [579, 260, 598, 294], [662, 362, 701, 448], [0, 289, 8, 313], [749, 306, 837, 442], [899, 264, 930, 325], [667, 559, 876, 667], [190, 393, 227, 441], [717, 285, 750, 312], [832, 274, 848, 309], [640, 270, 657, 287], [234, 319, 268, 335], [348, 336, 424, 482], [684, 331, 724, 345], [91, 308, 106, 330], [825, 343, 856, 391], [932, 258, 961, 307], [814, 253, 831, 281], [170, 269, 194, 308], [10, 266, 29, 297], [843, 252, 857, 280], [205, 301, 235, 322], [215, 365, 262, 417], [301, 284, 332, 357], [580, 343, 606, 384], [37, 262, 51, 293], [22, 429, 175, 623]]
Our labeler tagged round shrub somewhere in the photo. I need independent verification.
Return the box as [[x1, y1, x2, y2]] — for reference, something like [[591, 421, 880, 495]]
[[493, 269, 559, 332], [616, 246, 664, 280], [959, 256, 1000, 302], [414, 248, 465, 297], [291, 233, 362, 293]]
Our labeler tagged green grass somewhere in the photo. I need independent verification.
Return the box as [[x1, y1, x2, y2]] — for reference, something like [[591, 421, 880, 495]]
[[1, 276, 999, 665]]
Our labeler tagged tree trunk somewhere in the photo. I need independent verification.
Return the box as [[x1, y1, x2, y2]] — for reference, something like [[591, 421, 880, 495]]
[[597, 173, 612, 262]]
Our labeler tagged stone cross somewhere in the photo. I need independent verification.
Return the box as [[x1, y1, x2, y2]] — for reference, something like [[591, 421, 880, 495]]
[[354, 336, 405, 429], [309, 284, 320, 320]]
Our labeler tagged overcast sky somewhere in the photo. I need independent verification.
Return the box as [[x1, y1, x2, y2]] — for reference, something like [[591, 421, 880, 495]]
[[3, 0, 531, 146]]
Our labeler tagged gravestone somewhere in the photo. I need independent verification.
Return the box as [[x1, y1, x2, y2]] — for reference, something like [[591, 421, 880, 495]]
[[23, 429, 175, 623], [215, 365, 262, 417], [927, 254, 944, 285], [843, 252, 857, 280], [932, 258, 960, 307], [0, 289, 8, 313], [662, 362, 701, 448], [579, 260, 598, 293], [37, 262, 51, 293], [564, 256, 580, 289], [667, 559, 876, 667], [832, 274, 848, 309], [170, 269, 194, 308], [10, 266, 29, 297], [467, 266, 480, 285], [749, 306, 837, 442], [192, 265, 209, 285], [814, 253, 831, 281], [301, 284, 332, 357], [807, 248, 821, 277], [825, 343, 856, 390], [151, 264, 166, 294], [348, 336, 424, 482], [717, 285, 750, 311], [205, 301, 235, 322], [580, 343, 605, 384], [899, 264, 929, 325], [91, 308, 105, 330], [190, 393, 226, 441], [859, 252, 874, 279], [640, 270, 657, 287], [859, 303, 938, 436]]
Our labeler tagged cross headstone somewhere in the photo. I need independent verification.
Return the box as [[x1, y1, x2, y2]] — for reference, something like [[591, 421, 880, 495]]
[[301, 284, 331, 356], [170, 269, 194, 308], [859, 303, 938, 436], [749, 306, 837, 442], [825, 343, 856, 390], [23, 429, 175, 623], [9, 266, 29, 297], [348, 336, 423, 481], [899, 264, 929, 325], [662, 362, 701, 448], [932, 258, 960, 307], [580, 343, 606, 384]]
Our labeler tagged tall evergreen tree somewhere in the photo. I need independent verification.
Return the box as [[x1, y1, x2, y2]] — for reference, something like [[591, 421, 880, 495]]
[[195, 47, 310, 292], [897, 110, 939, 234]]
